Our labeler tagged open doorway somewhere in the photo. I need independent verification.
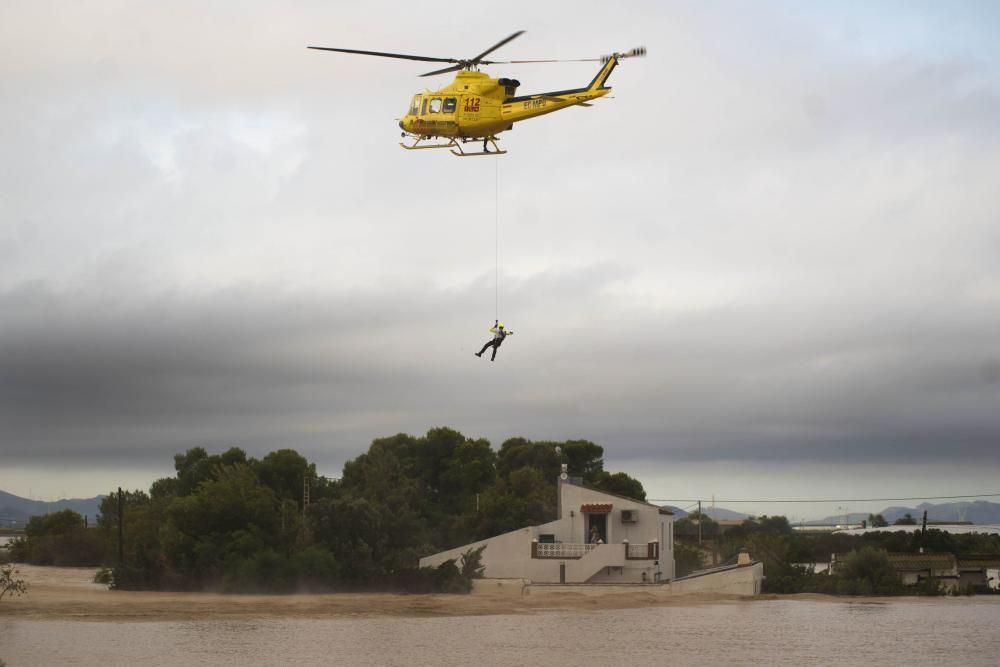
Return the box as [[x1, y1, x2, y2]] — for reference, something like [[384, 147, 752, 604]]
[[586, 512, 608, 544]]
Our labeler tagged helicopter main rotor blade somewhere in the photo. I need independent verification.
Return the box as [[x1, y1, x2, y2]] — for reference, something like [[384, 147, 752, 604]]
[[307, 46, 458, 64], [496, 47, 647, 65], [419, 63, 465, 78], [470, 30, 525, 63], [501, 58, 603, 64]]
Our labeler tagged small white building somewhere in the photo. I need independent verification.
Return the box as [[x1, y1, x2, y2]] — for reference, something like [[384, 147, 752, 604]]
[[421, 478, 675, 584]]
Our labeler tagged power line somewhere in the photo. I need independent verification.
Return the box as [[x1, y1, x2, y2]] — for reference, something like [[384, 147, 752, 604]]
[[648, 492, 1000, 504]]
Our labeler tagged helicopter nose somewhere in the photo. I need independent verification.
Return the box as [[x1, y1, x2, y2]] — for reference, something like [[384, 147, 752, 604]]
[[398, 120, 405, 131]]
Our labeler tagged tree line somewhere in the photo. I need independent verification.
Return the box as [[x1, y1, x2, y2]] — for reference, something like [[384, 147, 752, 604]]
[[9, 428, 645, 593]]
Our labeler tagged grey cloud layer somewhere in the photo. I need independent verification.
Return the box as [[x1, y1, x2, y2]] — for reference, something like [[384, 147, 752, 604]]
[[1, 2, 1000, 482]]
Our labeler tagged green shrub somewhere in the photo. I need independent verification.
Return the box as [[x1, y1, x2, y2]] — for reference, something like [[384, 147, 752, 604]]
[[0, 564, 27, 601]]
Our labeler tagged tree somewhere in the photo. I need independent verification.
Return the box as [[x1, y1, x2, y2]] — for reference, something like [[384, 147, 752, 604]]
[[17, 509, 103, 566], [674, 542, 704, 577], [894, 513, 917, 526], [559, 440, 606, 483], [496, 438, 560, 482], [0, 564, 27, 601], [590, 471, 646, 501], [160, 463, 282, 588], [255, 449, 316, 505], [459, 545, 487, 579], [472, 467, 556, 540], [840, 547, 903, 595], [675, 512, 718, 539], [309, 495, 385, 582], [173, 446, 248, 496], [868, 513, 889, 528]]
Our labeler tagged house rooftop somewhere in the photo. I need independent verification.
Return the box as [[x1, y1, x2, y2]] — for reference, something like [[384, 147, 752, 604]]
[[561, 478, 673, 514], [885, 553, 956, 571]]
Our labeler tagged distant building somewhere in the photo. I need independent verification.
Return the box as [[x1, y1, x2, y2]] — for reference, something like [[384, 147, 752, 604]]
[[834, 524, 1000, 537], [827, 551, 1000, 592], [886, 553, 960, 592]]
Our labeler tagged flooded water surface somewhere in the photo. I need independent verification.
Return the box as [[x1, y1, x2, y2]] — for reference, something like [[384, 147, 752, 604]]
[[2, 566, 999, 666]]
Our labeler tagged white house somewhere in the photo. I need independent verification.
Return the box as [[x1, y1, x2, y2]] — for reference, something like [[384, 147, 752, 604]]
[[420, 478, 675, 584]]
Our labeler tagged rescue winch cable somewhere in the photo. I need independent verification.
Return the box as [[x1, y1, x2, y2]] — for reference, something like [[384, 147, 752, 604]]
[[494, 155, 499, 322]]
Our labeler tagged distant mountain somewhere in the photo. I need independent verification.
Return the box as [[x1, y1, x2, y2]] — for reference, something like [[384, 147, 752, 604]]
[[0, 489, 104, 525], [808, 500, 1000, 525], [882, 501, 1000, 525], [705, 507, 750, 521]]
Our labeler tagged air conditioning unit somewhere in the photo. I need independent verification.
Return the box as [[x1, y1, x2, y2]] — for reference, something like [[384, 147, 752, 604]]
[[621, 510, 638, 523]]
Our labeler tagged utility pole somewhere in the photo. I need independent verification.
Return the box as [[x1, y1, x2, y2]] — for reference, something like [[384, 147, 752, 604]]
[[712, 494, 718, 565], [117, 487, 124, 567], [697, 500, 702, 546], [302, 475, 311, 516]]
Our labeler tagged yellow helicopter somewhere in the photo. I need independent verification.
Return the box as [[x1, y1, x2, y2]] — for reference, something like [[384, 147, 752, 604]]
[[308, 31, 645, 156]]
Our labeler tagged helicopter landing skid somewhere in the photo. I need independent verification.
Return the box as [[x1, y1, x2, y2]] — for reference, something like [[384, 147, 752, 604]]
[[451, 137, 506, 157], [399, 136, 457, 151], [399, 135, 505, 156]]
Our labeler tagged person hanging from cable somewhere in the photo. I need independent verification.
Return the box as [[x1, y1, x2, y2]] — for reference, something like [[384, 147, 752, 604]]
[[475, 319, 514, 362]]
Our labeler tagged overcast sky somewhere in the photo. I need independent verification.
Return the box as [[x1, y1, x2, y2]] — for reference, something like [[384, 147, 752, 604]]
[[2, 1, 999, 519]]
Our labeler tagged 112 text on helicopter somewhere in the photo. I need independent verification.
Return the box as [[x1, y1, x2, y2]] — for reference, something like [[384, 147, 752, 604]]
[[308, 31, 645, 156]]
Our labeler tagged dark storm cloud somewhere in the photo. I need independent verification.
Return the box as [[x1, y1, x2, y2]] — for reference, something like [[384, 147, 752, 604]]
[[2, 268, 999, 470]]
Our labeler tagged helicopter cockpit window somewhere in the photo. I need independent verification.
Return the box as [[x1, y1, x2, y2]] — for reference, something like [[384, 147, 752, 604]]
[[429, 98, 442, 113], [409, 96, 421, 116], [443, 97, 457, 113]]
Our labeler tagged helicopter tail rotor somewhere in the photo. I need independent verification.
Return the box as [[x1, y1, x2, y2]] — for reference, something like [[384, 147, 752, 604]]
[[602, 46, 647, 63]]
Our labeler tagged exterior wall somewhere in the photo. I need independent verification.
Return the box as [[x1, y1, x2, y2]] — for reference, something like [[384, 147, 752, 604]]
[[419, 519, 565, 581], [669, 562, 764, 596], [661, 513, 675, 580], [522, 562, 764, 597]]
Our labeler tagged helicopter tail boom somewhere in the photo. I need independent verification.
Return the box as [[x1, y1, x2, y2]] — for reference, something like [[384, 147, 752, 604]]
[[586, 54, 619, 92]]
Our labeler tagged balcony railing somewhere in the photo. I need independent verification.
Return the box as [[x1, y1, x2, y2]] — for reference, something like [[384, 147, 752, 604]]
[[531, 541, 660, 560], [532, 542, 597, 559], [626, 542, 659, 560]]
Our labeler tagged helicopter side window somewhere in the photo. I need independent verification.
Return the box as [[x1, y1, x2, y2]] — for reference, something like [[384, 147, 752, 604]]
[[420, 98, 428, 115], [429, 98, 442, 113], [409, 96, 421, 116], [443, 97, 457, 113]]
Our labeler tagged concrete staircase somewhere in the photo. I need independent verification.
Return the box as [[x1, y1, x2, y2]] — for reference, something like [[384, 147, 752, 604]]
[[565, 544, 625, 583]]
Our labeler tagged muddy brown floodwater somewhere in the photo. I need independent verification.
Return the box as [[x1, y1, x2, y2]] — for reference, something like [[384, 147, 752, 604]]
[[2, 565, 1000, 666]]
